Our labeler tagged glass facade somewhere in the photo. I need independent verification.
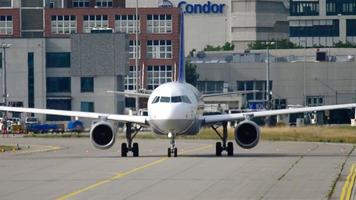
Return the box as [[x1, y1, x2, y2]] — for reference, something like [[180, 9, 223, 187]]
[[197, 81, 224, 94], [51, 15, 76, 34], [28, 52, 34, 108], [96, 0, 113, 7], [290, 20, 339, 37], [83, 15, 108, 33], [129, 40, 141, 59], [46, 99, 71, 121], [147, 40, 172, 59], [290, 1, 319, 16], [81, 77, 94, 93], [125, 66, 140, 91], [0, 16, 13, 35], [73, 0, 90, 7], [46, 52, 71, 68], [326, 0, 356, 15], [47, 77, 71, 93], [81, 101, 94, 112], [115, 15, 140, 34], [147, 14, 172, 33], [237, 80, 272, 102], [147, 65, 172, 90]]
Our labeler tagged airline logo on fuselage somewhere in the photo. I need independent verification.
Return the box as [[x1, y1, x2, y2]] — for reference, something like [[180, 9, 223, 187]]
[[178, 1, 226, 14]]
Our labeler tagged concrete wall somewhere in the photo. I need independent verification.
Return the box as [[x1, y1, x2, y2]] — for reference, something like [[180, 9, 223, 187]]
[[197, 61, 356, 106], [71, 33, 128, 76], [0, 38, 47, 120]]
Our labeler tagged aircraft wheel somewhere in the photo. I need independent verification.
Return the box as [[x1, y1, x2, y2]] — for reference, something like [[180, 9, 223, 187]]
[[133, 143, 139, 157], [227, 142, 234, 156], [174, 148, 178, 157], [168, 148, 172, 157], [121, 143, 128, 157], [216, 142, 222, 156]]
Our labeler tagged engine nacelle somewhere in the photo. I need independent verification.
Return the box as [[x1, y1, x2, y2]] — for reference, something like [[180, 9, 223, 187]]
[[90, 121, 115, 149], [234, 120, 260, 149]]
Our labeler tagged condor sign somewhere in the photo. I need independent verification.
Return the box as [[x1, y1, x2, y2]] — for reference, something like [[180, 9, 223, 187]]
[[178, 1, 226, 14]]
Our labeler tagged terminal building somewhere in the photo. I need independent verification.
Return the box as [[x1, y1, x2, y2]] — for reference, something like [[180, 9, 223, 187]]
[[0, 0, 181, 122], [127, 0, 289, 52], [191, 48, 356, 113], [289, 0, 356, 47]]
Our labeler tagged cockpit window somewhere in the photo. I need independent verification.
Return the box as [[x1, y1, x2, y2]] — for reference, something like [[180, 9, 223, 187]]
[[171, 96, 182, 103], [182, 95, 192, 104], [152, 96, 160, 104], [160, 96, 170, 103]]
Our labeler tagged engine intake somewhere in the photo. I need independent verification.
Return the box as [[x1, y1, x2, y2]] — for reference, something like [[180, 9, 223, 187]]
[[90, 121, 115, 149], [234, 120, 260, 149]]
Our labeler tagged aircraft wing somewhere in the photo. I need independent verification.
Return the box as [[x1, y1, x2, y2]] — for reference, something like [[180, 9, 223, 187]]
[[106, 90, 151, 98], [0, 106, 148, 125], [203, 103, 356, 124]]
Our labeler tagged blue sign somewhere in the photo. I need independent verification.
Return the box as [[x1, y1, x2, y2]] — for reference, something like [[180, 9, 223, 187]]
[[247, 101, 266, 110], [178, 1, 226, 14]]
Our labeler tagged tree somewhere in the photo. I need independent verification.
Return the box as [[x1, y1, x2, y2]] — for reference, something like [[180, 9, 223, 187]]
[[248, 39, 299, 50], [203, 42, 234, 51], [185, 61, 199, 86]]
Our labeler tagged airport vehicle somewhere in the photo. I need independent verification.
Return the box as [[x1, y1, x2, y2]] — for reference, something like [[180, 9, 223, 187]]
[[0, 13, 355, 157]]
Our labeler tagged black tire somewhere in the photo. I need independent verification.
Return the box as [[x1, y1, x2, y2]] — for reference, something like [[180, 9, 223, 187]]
[[227, 142, 234, 156], [216, 142, 222, 156], [167, 148, 171, 157], [174, 148, 178, 157], [121, 143, 128, 157], [133, 143, 139, 157]]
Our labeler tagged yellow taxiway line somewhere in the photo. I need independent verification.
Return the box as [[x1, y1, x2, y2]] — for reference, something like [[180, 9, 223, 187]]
[[340, 164, 356, 200], [56, 144, 212, 200]]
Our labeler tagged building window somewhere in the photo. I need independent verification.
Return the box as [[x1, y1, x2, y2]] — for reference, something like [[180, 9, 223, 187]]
[[46, 52, 70, 68], [46, 99, 71, 121], [47, 77, 71, 93], [289, 20, 339, 37], [147, 14, 172, 33], [73, 0, 90, 7], [115, 15, 140, 34], [197, 81, 224, 94], [237, 80, 272, 102], [306, 96, 324, 106], [51, 15, 76, 34], [147, 65, 172, 90], [129, 40, 141, 59], [0, 0, 12, 7], [125, 66, 141, 91], [147, 40, 172, 59], [290, 1, 319, 16], [81, 77, 94, 92], [96, 0, 112, 7], [81, 101, 94, 112], [0, 16, 12, 35], [28, 53, 34, 108], [83, 15, 108, 33], [0, 53, 2, 68]]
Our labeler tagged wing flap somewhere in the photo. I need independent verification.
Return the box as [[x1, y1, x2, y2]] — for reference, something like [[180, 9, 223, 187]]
[[203, 103, 356, 124], [0, 106, 148, 125]]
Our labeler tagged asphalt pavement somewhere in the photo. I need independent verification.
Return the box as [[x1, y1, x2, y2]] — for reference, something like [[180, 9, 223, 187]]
[[0, 136, 355, 200]]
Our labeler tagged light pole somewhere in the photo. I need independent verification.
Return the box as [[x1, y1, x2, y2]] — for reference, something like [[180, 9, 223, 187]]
[[1, 42, 11, 135], [303, 39, 307, 106], [135, 0, 140, 114], [266, 42, 275, 109], [1, 42, 11, 106]]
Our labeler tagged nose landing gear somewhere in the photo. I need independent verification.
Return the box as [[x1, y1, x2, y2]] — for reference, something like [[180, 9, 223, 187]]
[[167, 132, 177, 157]]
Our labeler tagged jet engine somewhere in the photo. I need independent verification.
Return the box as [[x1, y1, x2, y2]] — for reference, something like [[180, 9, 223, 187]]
[[234, 120, 260, 149], [90, 121, 115, 149]]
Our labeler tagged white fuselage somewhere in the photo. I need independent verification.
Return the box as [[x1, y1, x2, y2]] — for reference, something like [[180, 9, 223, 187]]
[[147, 82, 204, 135]]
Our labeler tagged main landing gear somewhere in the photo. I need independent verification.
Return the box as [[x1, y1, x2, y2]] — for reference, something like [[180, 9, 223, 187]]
[[121, 123, 142, 157], [211, 122, 234, 156], [167, 132, 178, 157]]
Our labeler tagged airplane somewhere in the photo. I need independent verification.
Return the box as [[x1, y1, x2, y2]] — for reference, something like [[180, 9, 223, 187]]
[[0, 12, 356, 157]]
